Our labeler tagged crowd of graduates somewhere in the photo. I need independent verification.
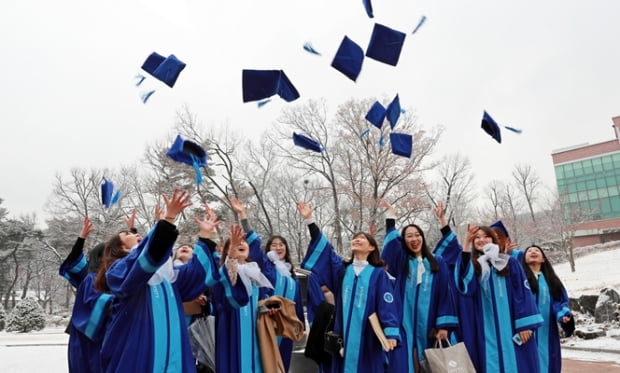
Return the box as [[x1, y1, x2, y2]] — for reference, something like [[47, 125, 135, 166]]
[[59, 188, 575, 373]]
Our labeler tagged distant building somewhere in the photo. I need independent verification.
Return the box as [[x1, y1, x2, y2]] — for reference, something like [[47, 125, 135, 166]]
[[551, 116, 620, 247]]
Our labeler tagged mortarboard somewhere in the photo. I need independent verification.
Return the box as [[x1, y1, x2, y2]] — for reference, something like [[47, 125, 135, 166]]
[[481, 111, 502, 144], [166, 134, 207, 184], [490, 220, 510, 238], [386, 94, 401, 129], [331, 36, 365, 82], [101, 178, 121, 209], [141, 52, 186, 88], [362, 0, 374, 18], [293, 132, 324, 152], [365, 23, 407, 66], [365, 101, 386, 129], [389, 133, 412, 157], [242, 69, 300, 103]]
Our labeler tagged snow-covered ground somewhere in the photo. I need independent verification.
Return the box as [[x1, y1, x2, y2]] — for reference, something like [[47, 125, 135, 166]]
[[0, 249, 619, 372]]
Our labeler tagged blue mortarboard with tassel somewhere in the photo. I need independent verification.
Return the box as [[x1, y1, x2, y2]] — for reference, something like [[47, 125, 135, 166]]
[[141, 52, 186, 88], [331, 36, 365, 82], [366, 23, 407, 66], [242, 69, 300, 104], [365, 101, 387, 129], [386, 94, 401, 129], [390, 133, 413, 158], [166, 135, 207, 184], [481, 111, 522, 144], [293, 132, 324, 152], [101, 178, 121, 209]]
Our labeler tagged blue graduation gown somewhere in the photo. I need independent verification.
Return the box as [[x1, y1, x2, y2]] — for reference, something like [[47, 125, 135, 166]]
[[532, 273, 571, 373], [101, 221, 244, 373], [381, 225, 458, 373], [59, 238, 113, 373], [247, 230, 304, 372], [455, 252, 544, 373], [302, 223, 401, 373]]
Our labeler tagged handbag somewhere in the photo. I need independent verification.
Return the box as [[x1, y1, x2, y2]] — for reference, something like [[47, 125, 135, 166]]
[[422, 341, 475, 373], [323, 331, 344, 357]]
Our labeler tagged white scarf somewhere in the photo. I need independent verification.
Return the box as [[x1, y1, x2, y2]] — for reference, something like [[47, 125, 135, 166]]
[[478, 243, 509, 283], [267, 250, 292, 277], [352, 259, 369, 276], [237, 262, 274, 296], [415, 256, 425, 285], [148, 256, 178, 285]]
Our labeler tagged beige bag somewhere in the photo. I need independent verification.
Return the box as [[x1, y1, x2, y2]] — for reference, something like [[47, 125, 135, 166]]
[[422, 341, 476, 373]]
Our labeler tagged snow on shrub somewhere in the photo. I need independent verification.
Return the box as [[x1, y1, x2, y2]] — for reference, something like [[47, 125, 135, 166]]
[[6, 296, 46, 333], [0, 302, 6, 331]]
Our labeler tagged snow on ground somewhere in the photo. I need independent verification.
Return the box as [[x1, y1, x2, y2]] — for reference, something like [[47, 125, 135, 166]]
[[553, 247, 620, 297]]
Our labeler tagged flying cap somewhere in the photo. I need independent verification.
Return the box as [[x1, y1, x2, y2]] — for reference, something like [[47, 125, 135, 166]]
[[386, 94, 401, 128], [390, 133, 412, 157], [365, 23, 407, 66], [141, 52, 186, 88], [242, 69, 300, 103], [490, 220, 510, 238], [166, 134, 207, 184], [362, 0, 374, 18], [331, 36, 365, 82], [365, 101, 386, 129], [481, 111, 502, 143], [101, 178, 121, 209], [293, 132, 324, 152]]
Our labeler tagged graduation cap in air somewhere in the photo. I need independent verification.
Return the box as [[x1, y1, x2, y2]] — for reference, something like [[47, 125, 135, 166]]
[[362, 0, 374, 18], [242, 69, 300, 103], [293, 132, 324, 152], [141, 52, 186, 88], [490, 220, 510, 238], [389, 133, 412, 158], [386, 94, 401, 128], [365, 101, 386, 129], [166, 134, 207, 184], [481, 111, 523, 144], [366, 23, 407, 66], [331, 36, 365, 82], [101, 178, 121, 209]]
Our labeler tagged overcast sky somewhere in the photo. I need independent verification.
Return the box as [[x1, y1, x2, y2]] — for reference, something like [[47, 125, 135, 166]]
[[1, 0, 619, 223]]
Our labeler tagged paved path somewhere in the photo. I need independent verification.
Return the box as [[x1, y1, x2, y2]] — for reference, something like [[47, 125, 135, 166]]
[[563, 358, 620, 372]]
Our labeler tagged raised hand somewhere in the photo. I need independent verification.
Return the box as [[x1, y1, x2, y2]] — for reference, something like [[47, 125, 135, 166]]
[[123, 208, 137, 230], [433, 201, 448, 228], [230, 198, 247, 219], [79, 217, 94, 239], [296, 202, 313, 220], [379, 199, 395, 216], [463, 224, 479, 253], [154, 204, 165, 222], [193, 204, 222, 238], [162, 188, 192, 223]]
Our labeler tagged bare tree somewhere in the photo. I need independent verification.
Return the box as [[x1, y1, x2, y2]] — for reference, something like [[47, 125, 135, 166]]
[[512, 164, 541, 223]]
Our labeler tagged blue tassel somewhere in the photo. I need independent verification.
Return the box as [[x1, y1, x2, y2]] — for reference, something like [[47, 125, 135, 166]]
[[257, 99, 272, 108], [111, 190, 121, 205], [141, 90, 155, 104], [135, 74, 146, 86], [359, 128, 371, 138], [191, 155, 203, 185], [411, 15, 427, 35], [378, 135, 385, 147], [303, 42, 321, 56], [504, 126, 523, 134]]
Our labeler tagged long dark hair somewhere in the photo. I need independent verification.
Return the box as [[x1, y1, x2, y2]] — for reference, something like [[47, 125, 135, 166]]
[[471, 226, 509, 277], [94, 230, 131, 292], [400, 224, 439, 275], [343, 232, 385, 267], [521, 245, 565, 300], [87, 242, 105, 273], [264, 235, 296, 278]]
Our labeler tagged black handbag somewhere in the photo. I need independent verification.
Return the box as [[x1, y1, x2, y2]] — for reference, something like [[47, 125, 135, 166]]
[[323, 331, 344, 357]]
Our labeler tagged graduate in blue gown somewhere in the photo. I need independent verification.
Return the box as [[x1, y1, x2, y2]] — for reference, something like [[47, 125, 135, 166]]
[[231, 198, 304, 372], [95, 190, 247, 373], [455, 225, 543, 373], [206, 213, 275, 373], [522, 245, 574, 373], [59, 217, 114, 373], [297, 201, 401, 373], [379, 200, 458, 373]]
